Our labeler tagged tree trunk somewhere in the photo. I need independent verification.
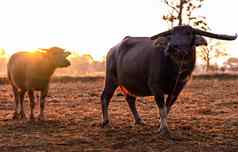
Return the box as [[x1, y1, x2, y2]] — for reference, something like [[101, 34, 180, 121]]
[[178, 0, 184, 25], [206, 55, 210, 72]]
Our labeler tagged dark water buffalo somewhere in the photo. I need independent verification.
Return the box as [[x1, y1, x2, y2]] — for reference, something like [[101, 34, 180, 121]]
[[101, 25, 237, 135]]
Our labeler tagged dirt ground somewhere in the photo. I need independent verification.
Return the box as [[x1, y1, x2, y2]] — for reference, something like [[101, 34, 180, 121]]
[[0, 76, 238, 152]]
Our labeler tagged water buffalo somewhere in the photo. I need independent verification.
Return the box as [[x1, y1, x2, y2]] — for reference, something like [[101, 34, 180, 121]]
[[101, 25, 237, 135], [8, 47, 71, 120]]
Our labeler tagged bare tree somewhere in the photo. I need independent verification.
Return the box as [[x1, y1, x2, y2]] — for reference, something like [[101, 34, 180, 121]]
[[197, 40, 228, 71], [162, 0, 229, 71], [162, 0, 208, 30]]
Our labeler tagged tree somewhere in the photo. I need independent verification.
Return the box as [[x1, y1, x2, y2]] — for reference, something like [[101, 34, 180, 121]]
[[162, 0, 228, 72], [223, 57, 238, 72], [162, 0, 208, 30], [54, 51, 106, 76], [0, 48, 7, 76], [197, 40, 228, 71]]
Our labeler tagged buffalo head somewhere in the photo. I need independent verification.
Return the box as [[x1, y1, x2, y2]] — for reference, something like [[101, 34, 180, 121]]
[[151, 25, 237, 62], [41, 47, 71, 67]]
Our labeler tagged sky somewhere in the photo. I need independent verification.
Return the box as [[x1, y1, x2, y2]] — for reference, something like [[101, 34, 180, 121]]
[[0, 0, 237, 60]]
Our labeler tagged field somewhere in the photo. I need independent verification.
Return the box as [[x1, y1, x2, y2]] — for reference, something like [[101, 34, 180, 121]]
[[0, 75, 238, 152]]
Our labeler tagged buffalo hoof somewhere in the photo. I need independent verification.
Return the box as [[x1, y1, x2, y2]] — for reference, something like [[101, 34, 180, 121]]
[[135, 120, 145, 126], [29, 115, 35, 121], [12, 112, 19, 120], [159, 127, 170, 136], [100, 120, 111, 128], [38, 114, 45, 121], [19, 112, 27, 120]]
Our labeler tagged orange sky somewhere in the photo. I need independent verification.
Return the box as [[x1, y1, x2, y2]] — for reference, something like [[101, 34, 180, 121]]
[[0, 0, 237, 61]]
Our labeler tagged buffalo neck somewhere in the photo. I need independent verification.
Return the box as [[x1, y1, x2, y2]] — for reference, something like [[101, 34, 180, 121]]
[[35, 55, 57, 80], [169, 48, 196, 75]]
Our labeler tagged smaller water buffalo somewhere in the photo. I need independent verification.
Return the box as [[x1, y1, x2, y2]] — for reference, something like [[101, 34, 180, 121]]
[[8, 47, 71, 120], [101, 25, 237, 135]]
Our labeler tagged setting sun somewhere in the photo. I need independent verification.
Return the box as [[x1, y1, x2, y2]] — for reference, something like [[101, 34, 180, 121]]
[[0, 0, 236, 61]]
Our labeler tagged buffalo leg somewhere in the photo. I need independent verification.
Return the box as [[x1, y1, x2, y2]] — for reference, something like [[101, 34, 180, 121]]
[[126, 95, 144, 125], [166, 82, 186, 114], [28, 90, 35, 120], [39, 89, 48, 120], [19, 90, 26, 120], [101, 80, 117, 127], [166, 95, 178, 115], [12, 86, 19, 120], [155, 95, 169, 135]]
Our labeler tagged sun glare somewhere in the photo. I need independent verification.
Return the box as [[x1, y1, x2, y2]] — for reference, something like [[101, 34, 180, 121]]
[[0, 0, 237, 61]]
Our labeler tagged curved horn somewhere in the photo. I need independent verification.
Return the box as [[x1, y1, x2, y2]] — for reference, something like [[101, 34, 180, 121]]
[[151, 29, 172, 40], [195, 35, 208, 46], [194, 28, 237, 40]]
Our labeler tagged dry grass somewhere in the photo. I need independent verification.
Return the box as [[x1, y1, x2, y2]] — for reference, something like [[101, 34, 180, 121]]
[[0, 76, 237, 151]]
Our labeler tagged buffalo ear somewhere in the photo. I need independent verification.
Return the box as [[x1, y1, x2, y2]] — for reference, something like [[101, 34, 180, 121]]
[[153, 36, 169, 48], [195, 35, 207, 46]]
